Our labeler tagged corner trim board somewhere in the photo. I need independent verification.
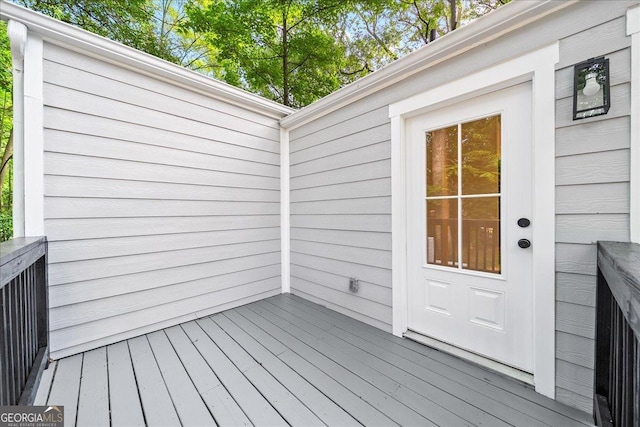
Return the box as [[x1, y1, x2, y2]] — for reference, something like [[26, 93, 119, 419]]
[[281, 128, 291, 293], [23, 32, 44, 236], [628, 4, 640, 243], [389, 42, 559, 398]]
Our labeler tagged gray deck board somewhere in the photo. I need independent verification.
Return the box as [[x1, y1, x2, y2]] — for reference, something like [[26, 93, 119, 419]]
[[254, 299, 477, 426], [212, 312, 360, 427], [232, 306, 398, 426], [38, 294, 594, 426], [266, 296, 548, 426], [197, 316, 325, 427], [76, 348, 109, 427], [33, 360, 56, 405], [164, 325, 252, 427], [245, 302, 433, 426], [283, 293, 594, 426], [107, 342, 145, 427], [181, 320, 287, 427], [146, 330, 217, 426], [128, 336, 181, 427], [260, 298, 511, 427], [47, 354, 82, 427]]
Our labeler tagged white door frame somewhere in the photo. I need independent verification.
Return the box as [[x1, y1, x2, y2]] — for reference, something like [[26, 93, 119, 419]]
[[389, 42, 559, 398]]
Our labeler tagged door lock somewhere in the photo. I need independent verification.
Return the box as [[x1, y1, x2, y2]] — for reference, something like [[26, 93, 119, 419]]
[[517, 218, 531, 228], [518, 239, 531, 249]]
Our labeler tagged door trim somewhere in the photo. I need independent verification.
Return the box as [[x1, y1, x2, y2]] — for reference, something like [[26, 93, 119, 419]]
[[389, 42, 559, 398]]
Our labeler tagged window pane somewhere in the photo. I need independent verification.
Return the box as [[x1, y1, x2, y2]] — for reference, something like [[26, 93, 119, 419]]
[[427, 199, 458, 268], [461, 115, 501, 195], [426, 125, 458, 196], [462, 197, 500, 273]]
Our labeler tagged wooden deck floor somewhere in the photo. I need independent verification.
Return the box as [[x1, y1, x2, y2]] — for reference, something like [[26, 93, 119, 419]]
[[34, 294, 594, 426]]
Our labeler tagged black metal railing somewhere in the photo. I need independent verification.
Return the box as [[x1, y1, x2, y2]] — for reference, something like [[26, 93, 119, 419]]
[[0, 237, 49, 406], [594, 241, 640, 427]]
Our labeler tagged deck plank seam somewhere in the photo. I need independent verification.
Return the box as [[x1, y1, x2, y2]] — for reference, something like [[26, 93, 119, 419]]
[[75, 353, 85, 427], [158, 328, 221, 426], [124, 341, 149, 427], [138, 334, 183, 427], [191, 319, 285, 426], [42, 361, 58, 407], [176, 323, 254, 426]]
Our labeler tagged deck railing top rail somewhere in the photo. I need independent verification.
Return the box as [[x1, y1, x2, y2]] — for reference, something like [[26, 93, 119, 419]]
[[0, 236, 49, 406], [597, 241, 640, 338], [0, 237, 47, 289], [594, 241, 640, 427]]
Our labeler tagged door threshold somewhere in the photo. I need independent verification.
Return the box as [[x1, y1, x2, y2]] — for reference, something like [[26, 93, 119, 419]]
[[404, 330, 534, 386]]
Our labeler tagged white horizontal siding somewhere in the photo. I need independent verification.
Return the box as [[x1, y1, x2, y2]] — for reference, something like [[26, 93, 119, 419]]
[[552, 9, 632, 410], [50, 265, 282, 329], [42, 43, 284, 359], [48, 240, 280, 285], [44, 127, 279, 177], [289, 99, 392, 328], [48, 228, 280, 263], [43, 43, 281, 130], [44, 152, 280, 190], [45, 216, 279, 241], [49, 252, 281, 308], [52, 284, 281, 359]]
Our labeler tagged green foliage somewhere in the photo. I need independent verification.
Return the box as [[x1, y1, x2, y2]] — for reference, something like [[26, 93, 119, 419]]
[[0, 212, 11, 242], [0, 20, 12, 241], [7, 0, 510, 108], [0, 21, 11, 89], [185, 0, 356, 107], [15, 0, 181, 63]]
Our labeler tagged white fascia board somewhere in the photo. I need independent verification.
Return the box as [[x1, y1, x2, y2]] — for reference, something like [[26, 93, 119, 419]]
[[0, 0, 295, 119], [281, 0, 577, 130]]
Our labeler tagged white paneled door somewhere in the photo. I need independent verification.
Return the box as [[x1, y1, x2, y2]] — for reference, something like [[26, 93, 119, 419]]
[[406, 83, 534, 372]]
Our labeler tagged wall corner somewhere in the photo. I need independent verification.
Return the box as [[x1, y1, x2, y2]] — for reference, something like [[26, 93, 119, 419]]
[[280, 127, 291, 293], [628, 5, 640, 243]]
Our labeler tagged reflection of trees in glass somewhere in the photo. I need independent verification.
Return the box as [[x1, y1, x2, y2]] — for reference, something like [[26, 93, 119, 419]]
[[426, 125, 457, 197], [425, 115, 502, 272], [461, 115, 501, 196]]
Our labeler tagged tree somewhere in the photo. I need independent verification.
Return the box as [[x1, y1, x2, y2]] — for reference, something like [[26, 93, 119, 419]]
[[0, 20, 12, 241], [185, 0, 356, 107], [341, 0, 510, 77], [15, 0, 184, 63]]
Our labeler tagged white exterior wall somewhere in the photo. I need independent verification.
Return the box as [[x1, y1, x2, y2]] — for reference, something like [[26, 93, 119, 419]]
[[287, 1, 636, 412], [42, 43, 284, 359]]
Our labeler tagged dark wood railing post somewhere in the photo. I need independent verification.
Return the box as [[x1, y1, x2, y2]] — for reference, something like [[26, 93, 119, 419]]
[[594, 242, 640, 427], [0, 236, 49, 406]]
